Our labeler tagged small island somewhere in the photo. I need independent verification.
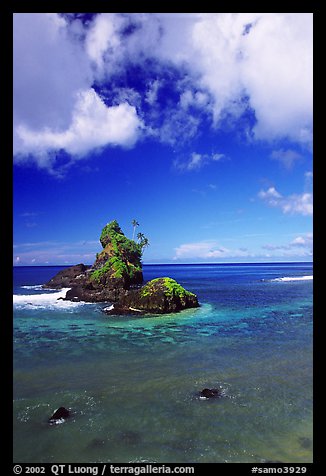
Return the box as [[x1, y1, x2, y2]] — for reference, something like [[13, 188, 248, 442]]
[[43, 220, 199, 315]]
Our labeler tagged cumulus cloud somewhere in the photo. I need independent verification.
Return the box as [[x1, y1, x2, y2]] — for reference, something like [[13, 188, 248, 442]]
[[154, 13, 312, 145], [13, 13, 143, 170], [85, 13, 124, 76], [13, 14, 92, 143], [13, 13, 313, 171], [240, 13, 312, 144], [15, 88, 142, 160], [258, 186, 313, 216]]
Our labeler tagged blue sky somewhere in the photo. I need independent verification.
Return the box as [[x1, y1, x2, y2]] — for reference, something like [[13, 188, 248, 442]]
[[13, 13, 313, 265]]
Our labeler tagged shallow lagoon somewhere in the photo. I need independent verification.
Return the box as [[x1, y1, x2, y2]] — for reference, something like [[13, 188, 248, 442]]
[[13, 263, 313, 463]]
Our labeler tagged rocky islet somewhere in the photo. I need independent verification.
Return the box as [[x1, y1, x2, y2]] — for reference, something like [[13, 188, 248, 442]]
[[43, 220, 199, 314]]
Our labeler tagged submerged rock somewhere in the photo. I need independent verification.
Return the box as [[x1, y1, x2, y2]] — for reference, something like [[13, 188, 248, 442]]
[[105, 277, 199, 315], [199, 388, 223, 399], [48, 406, 71, 424]]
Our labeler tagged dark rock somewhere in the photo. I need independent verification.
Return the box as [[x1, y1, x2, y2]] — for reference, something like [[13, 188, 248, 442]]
[[64, 285, 128, 303], [43, 264, 90, 289], [43, 221, 144, 302], [105, 278, 199, 315], [48, 406, 70, 424], [199, 388, 222, 399], [43, 221, 200, 313]]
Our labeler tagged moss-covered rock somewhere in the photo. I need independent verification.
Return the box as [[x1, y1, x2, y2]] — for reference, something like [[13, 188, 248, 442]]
[[43, 221, 200, 311], [91, 220, 143, 288], [106, 277, 199, 314], [43, 220, 143, 302]]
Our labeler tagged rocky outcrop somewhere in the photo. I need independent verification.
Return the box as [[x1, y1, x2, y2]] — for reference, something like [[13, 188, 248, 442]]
[[199, 388, 222, 399], [105, 277, 199, 315], [43, 220, 144, 303], [48, 407, 71, 424], [43, 220, 200, 313], [43, 264, 90, 289]]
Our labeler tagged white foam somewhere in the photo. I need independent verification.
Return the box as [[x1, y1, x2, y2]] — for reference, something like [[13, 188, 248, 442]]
[[21, 285, 44, 290], [49, 417, 66, 425], [103, 304, 114, 312], [13, 288, 86, 310], [271, 275, 313, 282]]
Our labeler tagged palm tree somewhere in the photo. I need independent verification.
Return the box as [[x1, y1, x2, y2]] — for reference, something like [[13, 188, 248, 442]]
[[132, 219, 139, 241], [140, 237, 149, 251], [137, 232, 145, 243]]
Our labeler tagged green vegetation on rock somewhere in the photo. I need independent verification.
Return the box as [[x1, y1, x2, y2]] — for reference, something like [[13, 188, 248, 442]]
[[91, 220, 145, 285], [141, 277, 196, 298], [44, 219, 199, 309], [112, 276, 199, 314], [100, 220, 123, 248]]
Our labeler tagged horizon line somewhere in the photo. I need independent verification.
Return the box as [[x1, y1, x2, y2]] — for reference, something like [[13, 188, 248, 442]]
[[13, 260, 313, 268]]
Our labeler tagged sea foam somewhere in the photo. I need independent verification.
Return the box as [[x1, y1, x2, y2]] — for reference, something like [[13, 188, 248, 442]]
[[13, 288, 86, 310], [21, 284, 45, 290], [271, 275, 313, 282]]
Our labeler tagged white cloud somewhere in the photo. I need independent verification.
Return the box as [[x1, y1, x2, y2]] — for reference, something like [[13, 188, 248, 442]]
[[211, 153, 225, 162], [157, 13, 313, 145], [135, 12, 312, 145], [13, 13, 92, 143], [13, 13, 313, 172], [85, 13, 124, 75], [258, 186, 313, 216], [16, 88, 143, 160], [174, 240, 250, 260], [261, 233, 313, 258], [241, 13, 313, 144], [13, 239, 100, 265], [179, 89, 210, 110], [175, 151, 226, 171], [187, 153, 204, 170], [145, 79, 162, 105], [174, 233, 313, 261], [67, 12, 313, 147], [13, 13, 142, 170]]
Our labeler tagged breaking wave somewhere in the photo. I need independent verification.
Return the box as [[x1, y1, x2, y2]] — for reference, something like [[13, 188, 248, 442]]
[[270, 275, 313, 282], [13, 288, 87, 310]]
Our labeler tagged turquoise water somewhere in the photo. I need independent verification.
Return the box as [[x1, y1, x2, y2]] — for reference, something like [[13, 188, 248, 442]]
[[13, 263, 313, 463]]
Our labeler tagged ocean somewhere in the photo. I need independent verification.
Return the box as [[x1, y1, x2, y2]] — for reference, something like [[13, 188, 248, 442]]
[[13, 263, 313, 463]]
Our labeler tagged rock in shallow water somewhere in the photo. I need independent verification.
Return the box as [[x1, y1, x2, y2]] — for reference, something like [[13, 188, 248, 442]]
[[42, 221, 200, 312], [43, 264, 90, 289], [199, 388, 223, 399], [104, 277, 199, 315], [48, 407, 71, 424]]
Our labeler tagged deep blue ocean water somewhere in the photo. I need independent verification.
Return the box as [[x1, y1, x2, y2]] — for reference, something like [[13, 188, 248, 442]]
[[13, 263, 313, 463]]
